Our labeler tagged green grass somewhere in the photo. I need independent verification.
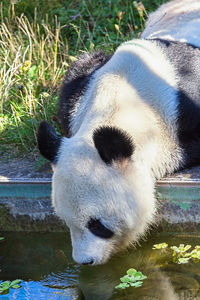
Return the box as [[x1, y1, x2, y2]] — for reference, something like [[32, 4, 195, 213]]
[[0, 0, 166, 155]]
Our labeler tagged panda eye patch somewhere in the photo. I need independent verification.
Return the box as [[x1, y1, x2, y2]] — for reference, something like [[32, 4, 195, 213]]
[[87, 218, 114, 239]]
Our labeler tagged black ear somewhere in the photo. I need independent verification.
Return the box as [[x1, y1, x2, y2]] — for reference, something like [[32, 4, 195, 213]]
[[93, 126, 134, 164], [37, 121, 61, 163]]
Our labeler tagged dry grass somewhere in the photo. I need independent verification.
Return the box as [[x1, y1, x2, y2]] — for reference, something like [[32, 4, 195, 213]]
[[0, 1, 165, 154], [0, 5, 68, 152]]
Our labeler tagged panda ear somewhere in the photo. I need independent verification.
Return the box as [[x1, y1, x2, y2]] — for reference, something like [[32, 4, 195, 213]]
[[37, 121, 61, 163], [93, 126, 134, 164]]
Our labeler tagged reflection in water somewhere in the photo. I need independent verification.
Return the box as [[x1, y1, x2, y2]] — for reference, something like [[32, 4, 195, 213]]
[[78, 233, 200, 300], [0, 232, 199, 299], [78, 244, 179, 300]]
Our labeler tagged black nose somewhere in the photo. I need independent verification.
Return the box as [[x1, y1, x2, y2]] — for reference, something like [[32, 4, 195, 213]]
[[82, 259, 94, 265]]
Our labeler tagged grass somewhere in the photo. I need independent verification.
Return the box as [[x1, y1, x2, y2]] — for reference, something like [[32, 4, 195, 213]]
[[0, 0, 166, 156]]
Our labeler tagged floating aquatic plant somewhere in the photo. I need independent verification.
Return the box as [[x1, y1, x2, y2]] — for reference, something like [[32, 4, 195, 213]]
[[115, 268, 147, 289], [0, 280, 22, 294], [152, 242, 168, 249], [153, 243, 200, 264]]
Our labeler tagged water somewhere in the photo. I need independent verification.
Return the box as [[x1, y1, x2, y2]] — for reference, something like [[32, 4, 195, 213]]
[[0, 232, 200, 299]]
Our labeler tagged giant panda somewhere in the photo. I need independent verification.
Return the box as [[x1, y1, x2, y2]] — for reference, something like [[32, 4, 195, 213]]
[[37, 0, 200, 265]]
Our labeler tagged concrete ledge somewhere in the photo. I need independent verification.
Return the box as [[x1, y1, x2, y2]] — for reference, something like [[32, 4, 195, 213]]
[[0, 173, 200, 232], [0, 178, 66, 231], [156, 182, 200, 232]]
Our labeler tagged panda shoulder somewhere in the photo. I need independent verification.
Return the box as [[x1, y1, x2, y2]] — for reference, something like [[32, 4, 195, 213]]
[[58, 51, 111, 137]]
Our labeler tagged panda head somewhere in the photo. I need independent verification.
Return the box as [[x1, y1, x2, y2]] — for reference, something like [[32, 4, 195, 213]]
[[37, 118, 154, 265]]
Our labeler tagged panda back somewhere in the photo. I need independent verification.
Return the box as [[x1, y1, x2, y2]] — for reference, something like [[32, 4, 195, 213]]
[[142, 0, 200, 48], [154, 39, 200, 168]]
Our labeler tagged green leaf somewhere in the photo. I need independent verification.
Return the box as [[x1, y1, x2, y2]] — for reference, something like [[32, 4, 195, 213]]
[[170, 246, 180, 253], [115, 282, 129, 289], [184, 252, 192, 257], [0, 281, 11, 288], [117, 268, 147, 289], [139, 275, 147, 280], [185, 245, 192, 251], [128, 276, 137, 283], [132, 272, 147, 281], [120, 275, 131, 283], [178, 244, 191, 254], [172, 256, 177, 263], [0, 287, 9, 291], [134, 271, 142, 277], [130, 281, 143, 288], [11, 284, 20, 289], [178, 257, 190, 264], [152, 243, 168, 249], [10, 280, 21, 287], [127, 268, 137, 276], [191, 253, 198, 259], [0, 237, 4, 241]]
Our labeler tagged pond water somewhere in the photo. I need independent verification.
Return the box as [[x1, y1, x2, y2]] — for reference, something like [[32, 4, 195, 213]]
[[0, 232, 200, 299]]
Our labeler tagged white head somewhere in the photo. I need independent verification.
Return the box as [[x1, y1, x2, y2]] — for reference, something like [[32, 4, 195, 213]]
[[37, 122, 156, 265]]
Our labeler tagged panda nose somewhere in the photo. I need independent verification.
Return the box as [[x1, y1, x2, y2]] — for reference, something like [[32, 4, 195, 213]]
[[82, 259, 94, 265]]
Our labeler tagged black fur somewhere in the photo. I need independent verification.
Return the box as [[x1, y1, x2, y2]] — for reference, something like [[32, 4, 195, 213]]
[[87, 218, 114, 239], [58, 51, 111, 137], [37, 121, 61, 163], [154, 39, 200, 168], [93, 126, 134, 164]]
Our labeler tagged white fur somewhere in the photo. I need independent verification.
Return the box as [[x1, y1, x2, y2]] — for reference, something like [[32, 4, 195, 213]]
[[141, 0, 200, 48], [52, 38, 183, 264]]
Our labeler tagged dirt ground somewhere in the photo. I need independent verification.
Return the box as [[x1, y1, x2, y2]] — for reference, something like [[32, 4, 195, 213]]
[[0, 152, 200, 180], [166, 165, 200, 180], [0, 154, 52, 180]]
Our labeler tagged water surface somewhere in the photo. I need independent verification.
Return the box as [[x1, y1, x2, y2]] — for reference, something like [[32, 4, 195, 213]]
[[0, 232, 200, 299]]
